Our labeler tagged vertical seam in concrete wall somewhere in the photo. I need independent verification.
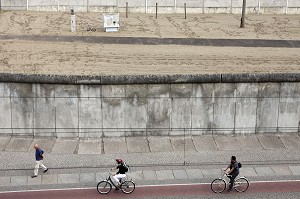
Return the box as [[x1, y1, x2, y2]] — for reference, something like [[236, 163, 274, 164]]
[[100, 85, 105, 154], [146, 84, 149, 138], [169, 84, 172, 135], [255, 84, 259, 134], [54, 84, 57, 138], [190, 84, 194, 135], [212, 83, 215, 135], [77, 86, 79, 139], [9, 84, 13, 136], [33, 84, 35, 137], [276, 83, 282, 133], [233, 87, 237, 135]]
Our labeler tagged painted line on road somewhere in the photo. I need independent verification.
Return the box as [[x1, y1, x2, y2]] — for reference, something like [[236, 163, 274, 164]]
[[1, 179, 300, 194]]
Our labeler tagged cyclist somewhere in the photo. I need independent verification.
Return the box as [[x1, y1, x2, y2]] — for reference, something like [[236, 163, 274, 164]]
[[111, 158, 128, 188], [224, 156, 239, 191]]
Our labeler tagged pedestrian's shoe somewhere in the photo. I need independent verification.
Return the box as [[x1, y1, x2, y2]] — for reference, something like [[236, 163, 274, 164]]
[[31, 175, 38, 178], [43, 168, 48, 173], [227, 188, 232, 192]]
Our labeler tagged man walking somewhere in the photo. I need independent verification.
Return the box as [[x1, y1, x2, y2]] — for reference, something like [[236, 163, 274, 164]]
[[32, 144, 48, 178]]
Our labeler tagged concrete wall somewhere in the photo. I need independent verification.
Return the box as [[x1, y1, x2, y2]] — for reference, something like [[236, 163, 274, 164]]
[[0, 82, 299, 138], [1, 0, 299, 14]]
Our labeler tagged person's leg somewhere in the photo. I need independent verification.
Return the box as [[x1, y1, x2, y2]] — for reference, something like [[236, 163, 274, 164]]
[[228, 173, 238, 190], [34, 161, 41, 176], [40, 161, 48, 172]]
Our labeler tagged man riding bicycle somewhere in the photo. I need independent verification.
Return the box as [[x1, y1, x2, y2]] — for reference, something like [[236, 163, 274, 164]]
[[224, 156, 239, 191], [111, 159, 128, 188]]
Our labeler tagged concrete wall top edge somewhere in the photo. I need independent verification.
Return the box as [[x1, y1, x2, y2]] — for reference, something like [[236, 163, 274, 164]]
[[0, 73, 300, 85]]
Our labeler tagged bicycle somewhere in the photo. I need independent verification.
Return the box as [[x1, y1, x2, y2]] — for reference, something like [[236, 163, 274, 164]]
[[97, 170, 136, 194], [211, 169, 249, 193]]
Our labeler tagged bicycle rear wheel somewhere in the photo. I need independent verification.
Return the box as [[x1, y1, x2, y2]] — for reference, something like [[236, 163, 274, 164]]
[[234, 177, 249, 192], [97, 181, 112, 194], [121, 181, 135, 194], [211, 179, 226, 193]]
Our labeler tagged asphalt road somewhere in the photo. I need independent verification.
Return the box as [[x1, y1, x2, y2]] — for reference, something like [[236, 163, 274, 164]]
[[1, 181, 300, 199]]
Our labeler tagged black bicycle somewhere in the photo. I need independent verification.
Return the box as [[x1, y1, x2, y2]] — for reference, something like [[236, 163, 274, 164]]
[[97, 170, 135, 194]]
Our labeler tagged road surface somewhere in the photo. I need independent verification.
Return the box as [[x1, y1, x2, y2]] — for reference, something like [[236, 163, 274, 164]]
[[1, 180, 300, 199]]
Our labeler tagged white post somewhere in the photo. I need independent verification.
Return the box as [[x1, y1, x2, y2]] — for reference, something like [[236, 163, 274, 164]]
[[26, 0, 28, 11], [71, 9, 76, 32], [231, 0, 233, 13], [258, 0, 260, 14], [145, 0, 148, 13], [286, 0, 288, 14], [174, 0, 176, 13], [57, 0, 59, 12]]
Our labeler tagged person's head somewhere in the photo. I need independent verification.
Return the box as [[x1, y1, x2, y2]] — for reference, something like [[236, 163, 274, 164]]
[[231, 156, 236, 162], [116, 158, 123, 164], [34, 144, 39, 150]]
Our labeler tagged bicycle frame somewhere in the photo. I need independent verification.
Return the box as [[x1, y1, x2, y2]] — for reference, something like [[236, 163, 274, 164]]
[[106, 171, 127, 188]]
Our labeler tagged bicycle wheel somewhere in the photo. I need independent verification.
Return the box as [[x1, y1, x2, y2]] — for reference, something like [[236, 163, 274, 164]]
[[211, 179, 226, 193], [97, 181, 112, 194], [234, 177, 249, 192], [120, 181, 135, 194]]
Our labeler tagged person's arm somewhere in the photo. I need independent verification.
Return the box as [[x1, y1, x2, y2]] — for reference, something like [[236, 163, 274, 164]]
[[224, 164, 230, 171], [227, 167, 234, 175]]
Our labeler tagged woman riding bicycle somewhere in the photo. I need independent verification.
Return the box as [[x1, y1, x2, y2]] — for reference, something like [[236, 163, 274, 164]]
[[224, 156, 239, 191], [111, 159, 128, 188]]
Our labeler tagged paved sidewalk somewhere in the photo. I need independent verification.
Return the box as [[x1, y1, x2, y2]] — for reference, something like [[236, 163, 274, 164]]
[[1, 134, 300, 190]]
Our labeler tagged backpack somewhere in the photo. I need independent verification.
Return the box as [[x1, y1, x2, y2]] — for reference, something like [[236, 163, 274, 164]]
[[122, 162, 129, 172], [238, 162, 242, 168]]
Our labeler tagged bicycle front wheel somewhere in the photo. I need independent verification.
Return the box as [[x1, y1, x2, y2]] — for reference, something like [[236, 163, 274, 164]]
[[97, 181, 112, 194], [121, 181, 135, 194], [211, 179, 226, 193], [234, 177, 249, 192]]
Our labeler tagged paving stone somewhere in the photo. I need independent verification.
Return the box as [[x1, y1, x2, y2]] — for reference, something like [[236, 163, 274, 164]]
[[51, 140, 78, 154], [96, 172, 108, 182], [148, 137, 173, 152], [255, 167, 275, 176], [0, 137, 11, 151], [80, 173, 96, 183], [78, 140, 102, 154], [42, 174, 58, 184], [103, 138, 127, 154], [0, 177, 10, 187], [5, 138, 33, 152], [127, 171, 144, 181], [143, 170, 157, 181], [126, 137, 150, 153], [172, 170, 188, 179], [28, 138, 56, 153], [186, 169, 204, 179], [156, 170, 174, 180], [240, 167, 258, 177], [170, 137, 196, 151], [27, 175, 42, 185], [58, 174, 80, 184], [214, 136, 241, 151], [289, 166, 300, 175], [271, 166, 293, 176], [257, 136, 285, 150], [192, 136, 218, 151], [10, 176, 27, 186], [236, 136, 263, 150], [279, 135, 300, 149], [201, 169, 221, 179]]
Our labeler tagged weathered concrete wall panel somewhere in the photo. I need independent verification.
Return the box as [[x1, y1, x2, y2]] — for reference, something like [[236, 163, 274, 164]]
[[0, 83, 11, 135], [256, 83, 280, 133], [191, 84, 214, 135], [33, 84, 56, 137], [125, 85, 147, 136], [235, 83, 258, 134], [278, 83, 300, 133], [213, 84, 236, 134]]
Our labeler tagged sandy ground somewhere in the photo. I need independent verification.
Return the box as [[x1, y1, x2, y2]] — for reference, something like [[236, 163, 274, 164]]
[[0, 11, 300, 76]]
